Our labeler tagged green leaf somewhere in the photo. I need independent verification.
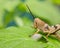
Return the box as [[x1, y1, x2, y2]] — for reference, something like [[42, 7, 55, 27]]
[[52, 0, 60, 5], [17, 3, 27, 12], [3, 11, 14, 27], [0, 0, 20, 28], [0, 26, 60, 48], [3, 3, 28, 27], [0, 26, 47, 48]]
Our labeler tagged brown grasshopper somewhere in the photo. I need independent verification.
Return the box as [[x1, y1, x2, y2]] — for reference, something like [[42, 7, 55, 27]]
[[34, 18, 60, 37], [26, 4, 60, 38]]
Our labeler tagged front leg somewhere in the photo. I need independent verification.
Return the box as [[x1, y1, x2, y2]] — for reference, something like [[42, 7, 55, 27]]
[[34, 28, 40, 34], [29, 29, 40, 37]]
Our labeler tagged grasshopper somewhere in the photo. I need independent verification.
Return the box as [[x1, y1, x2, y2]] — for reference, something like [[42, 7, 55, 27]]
[[26, 4, 60, 38], [33, 18, 60, 37]]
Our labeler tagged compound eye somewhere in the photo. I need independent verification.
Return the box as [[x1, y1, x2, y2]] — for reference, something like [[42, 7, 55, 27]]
[[34, 22, 37, 28]]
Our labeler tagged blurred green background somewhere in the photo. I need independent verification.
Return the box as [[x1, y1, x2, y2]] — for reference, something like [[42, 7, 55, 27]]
[[0, 0, 60, 48]]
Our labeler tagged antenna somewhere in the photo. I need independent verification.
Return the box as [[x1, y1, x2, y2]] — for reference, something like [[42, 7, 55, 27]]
[[26, 4, 35, 19]]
